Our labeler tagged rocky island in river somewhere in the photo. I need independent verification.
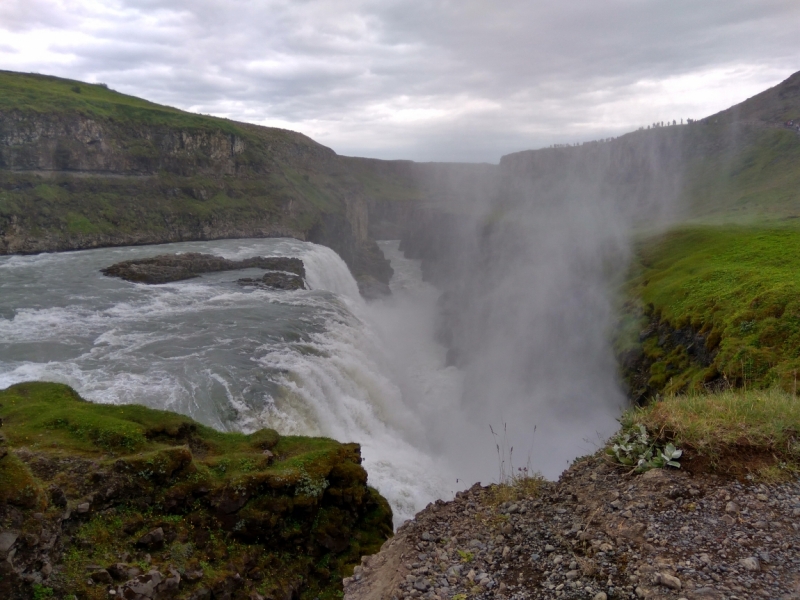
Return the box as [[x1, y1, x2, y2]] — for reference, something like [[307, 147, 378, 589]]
[[102, 253, 307, 289]]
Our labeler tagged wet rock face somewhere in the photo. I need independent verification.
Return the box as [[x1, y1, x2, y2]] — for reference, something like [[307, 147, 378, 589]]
[[0, 112, 247, 175], [237, 271, 305, 291], [356, 275, 391, 300], [101, 253, 305, 286], [619, 315, 720, 404]]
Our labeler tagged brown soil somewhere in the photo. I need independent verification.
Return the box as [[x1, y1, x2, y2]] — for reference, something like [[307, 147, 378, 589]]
[[679, 446, 783, 480]]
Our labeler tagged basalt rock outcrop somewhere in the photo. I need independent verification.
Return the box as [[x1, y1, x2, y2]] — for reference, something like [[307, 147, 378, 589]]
[[237, 272, 306, 291], [102, 253, 305, 287], [0, 382, 392, 600], [618, 314, 721, 405]]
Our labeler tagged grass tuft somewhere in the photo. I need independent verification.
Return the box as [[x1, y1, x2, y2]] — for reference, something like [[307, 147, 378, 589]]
[[625, 388, 800, 477], [484, 474, 544, 507], [485, 423, 543, 505]]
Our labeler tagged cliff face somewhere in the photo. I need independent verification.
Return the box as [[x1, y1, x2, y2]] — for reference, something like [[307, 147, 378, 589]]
[[0, 111, 245, 175], [0, 71, 391, 294]]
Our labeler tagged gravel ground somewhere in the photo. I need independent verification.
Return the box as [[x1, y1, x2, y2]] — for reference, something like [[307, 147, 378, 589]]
[[344, 454, 800, 600]]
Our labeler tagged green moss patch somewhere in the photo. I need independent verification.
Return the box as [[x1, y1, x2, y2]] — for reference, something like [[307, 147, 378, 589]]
[[620, 224, 800, 396], [0, 382, 392, 600]]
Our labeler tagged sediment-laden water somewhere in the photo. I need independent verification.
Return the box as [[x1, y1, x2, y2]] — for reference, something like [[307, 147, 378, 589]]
[[0, 238, 460, 523]]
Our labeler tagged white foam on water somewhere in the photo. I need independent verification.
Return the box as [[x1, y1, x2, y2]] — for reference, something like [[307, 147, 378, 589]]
[[0, 238, 461, 525], [296, 244, 362, 301], [242, 265, 459, 521]]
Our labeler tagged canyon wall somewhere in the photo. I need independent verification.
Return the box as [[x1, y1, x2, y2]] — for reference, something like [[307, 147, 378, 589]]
[[0, 72, 392, 295]]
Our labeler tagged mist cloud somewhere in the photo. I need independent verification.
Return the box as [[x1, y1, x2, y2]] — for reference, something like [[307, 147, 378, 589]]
[[1, 0, 798, 161]]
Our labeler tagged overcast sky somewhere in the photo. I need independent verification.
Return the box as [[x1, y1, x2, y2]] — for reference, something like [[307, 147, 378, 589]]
[[1, 0, 798, 162]]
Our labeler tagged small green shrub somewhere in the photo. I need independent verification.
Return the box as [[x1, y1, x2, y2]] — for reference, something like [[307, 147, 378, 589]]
[[213, 458, 231, 474], [32, 584, 54, 599], [295, 469, 329, 498], [239, 458, 257, 472], [607, 424, 683, 472], [457, 549, 474, 562]]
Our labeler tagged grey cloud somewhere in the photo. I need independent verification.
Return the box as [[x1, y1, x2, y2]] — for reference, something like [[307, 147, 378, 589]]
[[1, 0, 798, 161], [0, 0, 78, 31]]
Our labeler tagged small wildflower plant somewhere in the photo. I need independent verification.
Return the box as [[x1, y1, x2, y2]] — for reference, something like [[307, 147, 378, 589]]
[[295, 468, 329, 498], [607, 424, 682, 472]]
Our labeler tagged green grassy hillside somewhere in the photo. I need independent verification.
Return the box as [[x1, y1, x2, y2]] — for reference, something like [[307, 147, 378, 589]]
[[677, 70, 800, 222], [612, 71, 800, 401], [620, 225, 800, 395], [0, 71, 241, 133], [680, 125, 800, 221]]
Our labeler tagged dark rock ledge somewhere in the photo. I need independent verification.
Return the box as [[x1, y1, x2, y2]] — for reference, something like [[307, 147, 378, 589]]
[[102, 253, 306, 289]]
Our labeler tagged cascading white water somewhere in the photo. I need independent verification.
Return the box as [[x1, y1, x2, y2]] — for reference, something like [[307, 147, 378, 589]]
[[0, 238, 459, 524]]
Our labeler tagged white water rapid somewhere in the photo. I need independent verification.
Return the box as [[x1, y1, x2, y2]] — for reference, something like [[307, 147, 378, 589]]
[[0, 238, 461, 524]]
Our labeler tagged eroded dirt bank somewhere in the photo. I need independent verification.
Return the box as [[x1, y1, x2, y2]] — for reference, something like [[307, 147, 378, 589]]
[[345, 453, 800, 600]]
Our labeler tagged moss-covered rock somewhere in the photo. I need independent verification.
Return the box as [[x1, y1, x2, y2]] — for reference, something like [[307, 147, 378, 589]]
[[0, 381, 392, 600]]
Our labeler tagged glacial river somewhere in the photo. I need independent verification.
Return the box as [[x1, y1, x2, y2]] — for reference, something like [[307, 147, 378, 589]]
[[0, 238, 463, 524]]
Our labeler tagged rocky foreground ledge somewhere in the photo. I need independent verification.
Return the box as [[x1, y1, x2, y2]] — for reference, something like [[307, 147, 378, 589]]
[[345, 455, 800, 600]]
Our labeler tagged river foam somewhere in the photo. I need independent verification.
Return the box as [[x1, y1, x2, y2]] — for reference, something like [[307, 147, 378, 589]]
[[0, 238, 460, 524]]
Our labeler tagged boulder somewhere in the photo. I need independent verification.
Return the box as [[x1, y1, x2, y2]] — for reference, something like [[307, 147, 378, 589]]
[[237, 271, 305, 290], [356, 275, 391, 299], [90, 569, 112, 584], [0, 531, 18, 555], [135, 527, 164, 549]]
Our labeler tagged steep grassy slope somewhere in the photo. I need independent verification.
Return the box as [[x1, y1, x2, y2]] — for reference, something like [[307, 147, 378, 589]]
[[618, 225, 800, 399], [650, 70, 800, 222], [0, 71, 245, 131], [0, 70, 391, 291], [613, 72, 800, 400], [679, 123, 800, 221], [0, 382, 391, 600], [710, 69, 800, 126]]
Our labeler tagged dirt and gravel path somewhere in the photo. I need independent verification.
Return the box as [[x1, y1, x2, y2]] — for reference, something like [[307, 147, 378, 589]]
[[345, 454, 800, 600]]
